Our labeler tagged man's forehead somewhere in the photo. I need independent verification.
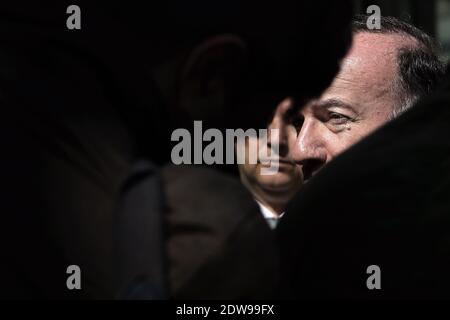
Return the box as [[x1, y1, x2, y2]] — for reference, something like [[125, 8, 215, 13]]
[[340, 32, 418, 72], [316, 32, 418, 101], [296, 32, 420, 116]]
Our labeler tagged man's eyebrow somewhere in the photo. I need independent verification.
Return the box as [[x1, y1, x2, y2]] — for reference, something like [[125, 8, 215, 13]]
[[312, 98, 357, 113]]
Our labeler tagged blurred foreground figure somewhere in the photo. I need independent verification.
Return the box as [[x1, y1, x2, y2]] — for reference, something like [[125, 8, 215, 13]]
[[0, 1, 352, 298], [239, 16, 444, 230], [278, 34, 450, 300]]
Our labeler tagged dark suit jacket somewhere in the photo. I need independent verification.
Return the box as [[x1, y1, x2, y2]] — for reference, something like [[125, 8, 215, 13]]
[[163, 165, 280, 299], [113, 162, 280, 300]]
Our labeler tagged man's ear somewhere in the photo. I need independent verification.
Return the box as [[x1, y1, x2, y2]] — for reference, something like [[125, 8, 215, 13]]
[[178, 34, 248, 128]]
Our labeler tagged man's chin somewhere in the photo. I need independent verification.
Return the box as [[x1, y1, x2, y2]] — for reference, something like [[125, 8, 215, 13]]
[[259, 179, 299, 194]]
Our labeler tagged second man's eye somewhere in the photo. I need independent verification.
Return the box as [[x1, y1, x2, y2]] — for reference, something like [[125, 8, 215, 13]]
[[328, 112, 351, 125]]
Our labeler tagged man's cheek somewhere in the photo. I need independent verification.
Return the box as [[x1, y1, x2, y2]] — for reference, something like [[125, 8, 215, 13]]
[[331, 135, 360, 158]]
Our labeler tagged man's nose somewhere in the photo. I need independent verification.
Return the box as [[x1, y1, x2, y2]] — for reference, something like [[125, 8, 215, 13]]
[[292, 121, 327, 176]]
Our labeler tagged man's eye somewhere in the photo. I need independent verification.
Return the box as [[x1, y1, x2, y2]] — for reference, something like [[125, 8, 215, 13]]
[[328, 112, 350, 124]]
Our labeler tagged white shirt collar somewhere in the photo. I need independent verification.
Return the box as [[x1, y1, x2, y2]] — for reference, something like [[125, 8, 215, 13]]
[[256, 200, 284, 219]]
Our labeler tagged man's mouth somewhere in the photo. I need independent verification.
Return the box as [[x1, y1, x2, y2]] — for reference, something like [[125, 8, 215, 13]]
[[259, 158, 296, 167]]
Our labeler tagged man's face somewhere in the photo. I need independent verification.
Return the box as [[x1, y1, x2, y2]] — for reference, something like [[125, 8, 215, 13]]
[[238, 99, 303, 211], [238, 32, 417, 210], [290, 32, 417, 181]]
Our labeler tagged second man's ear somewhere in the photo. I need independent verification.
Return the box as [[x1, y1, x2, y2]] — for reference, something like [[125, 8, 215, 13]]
[[178, 34, 249, 129]]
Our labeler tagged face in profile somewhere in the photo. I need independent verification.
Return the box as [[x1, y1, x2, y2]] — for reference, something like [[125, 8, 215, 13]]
[[238, 99, 302, 215], [239, 32, 414, 214], [289, 31, 416, 181]]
